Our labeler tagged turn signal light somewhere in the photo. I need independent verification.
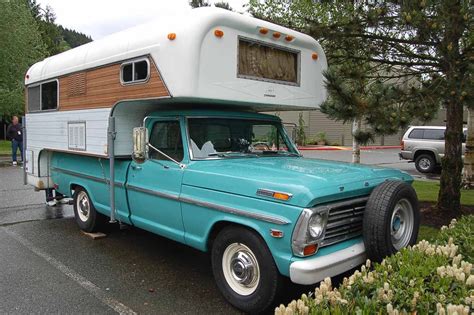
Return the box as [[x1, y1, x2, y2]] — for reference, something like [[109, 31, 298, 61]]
[[312, 53, 319, 60], [214, 29, 224, 38], [273, 192, 291, 201], [167, 33, 176, 40], [303, 244, 318, 256], [273, 32, 281, 39], [285, 35, 294, 41], [259, 27, 269, 35], [270, 229, 284, 238]]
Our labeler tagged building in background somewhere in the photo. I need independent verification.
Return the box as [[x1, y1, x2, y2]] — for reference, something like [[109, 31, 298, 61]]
[[271, 108, 454, 146]]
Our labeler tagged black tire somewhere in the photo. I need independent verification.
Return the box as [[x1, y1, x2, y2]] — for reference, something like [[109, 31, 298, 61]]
[[211, 226, 282, 314], [73, 187, 107, 232], [415, 153, 436, 173], [363, 180, 420, 262]]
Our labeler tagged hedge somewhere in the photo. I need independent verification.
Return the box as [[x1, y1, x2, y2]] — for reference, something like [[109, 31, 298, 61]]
[[275, 216, 474, 315]]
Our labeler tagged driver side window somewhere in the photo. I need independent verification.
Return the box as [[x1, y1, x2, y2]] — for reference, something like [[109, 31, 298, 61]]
[[149, 121, 184, 162]]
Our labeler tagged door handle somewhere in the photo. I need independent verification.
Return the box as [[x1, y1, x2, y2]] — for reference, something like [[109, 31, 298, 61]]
[[132, 165, 142, 171]]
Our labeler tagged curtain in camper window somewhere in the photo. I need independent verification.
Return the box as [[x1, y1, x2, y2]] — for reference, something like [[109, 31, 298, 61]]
[[238, 39, 298, 84], [27, 86, 41, 112]]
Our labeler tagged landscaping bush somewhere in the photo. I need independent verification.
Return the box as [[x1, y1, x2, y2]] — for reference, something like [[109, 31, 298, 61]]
[[275, 216, 474, 315]]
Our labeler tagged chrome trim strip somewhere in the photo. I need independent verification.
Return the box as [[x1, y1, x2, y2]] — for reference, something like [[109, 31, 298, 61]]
[[52, 167, 290, 226], [179, 195, 290, 225], [51, 167, 124, 188], [310, 197, 369, 212], [125, 184, 180, 201]]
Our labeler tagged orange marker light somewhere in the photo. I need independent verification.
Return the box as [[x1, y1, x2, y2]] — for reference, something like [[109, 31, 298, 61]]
[[214, 29, 224, 38], [259, 27, 269, 35], [303, 244, 318, 256], [273, 32, 281, 39], [270, 229, 284, 238], [285, 35, 294, 41], [312, 52, 319, 60], [167, 33, 176, 40], [273, 192, 291, 201], [25, 74, 30, 79]]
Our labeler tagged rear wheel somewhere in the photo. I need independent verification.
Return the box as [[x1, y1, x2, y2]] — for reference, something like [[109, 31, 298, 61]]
[[363, 180, 420, 262], [73, 187, 107, 232], [415, 153, 436, 173], [211, 226, 282, 313]]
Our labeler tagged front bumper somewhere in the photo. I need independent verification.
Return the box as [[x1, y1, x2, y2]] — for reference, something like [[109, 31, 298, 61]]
[[289, 242, 366, 285]]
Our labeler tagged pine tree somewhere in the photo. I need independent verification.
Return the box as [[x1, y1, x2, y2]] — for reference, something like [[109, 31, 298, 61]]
[[250, 0, 472, 214], [0, 0, 46, 118]]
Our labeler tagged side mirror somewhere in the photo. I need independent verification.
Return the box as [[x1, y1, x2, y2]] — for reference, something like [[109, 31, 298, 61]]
[[132, 127, 147, 164]]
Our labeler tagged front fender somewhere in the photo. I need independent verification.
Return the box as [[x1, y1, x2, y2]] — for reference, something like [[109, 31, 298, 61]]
[[180, 184, 302, 277]]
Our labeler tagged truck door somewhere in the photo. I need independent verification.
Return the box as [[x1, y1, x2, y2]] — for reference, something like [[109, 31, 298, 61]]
[[126, 118, 185, 243]]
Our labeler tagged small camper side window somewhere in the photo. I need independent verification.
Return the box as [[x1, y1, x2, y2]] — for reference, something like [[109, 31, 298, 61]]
[[121, 59, 150, 85], [27, 80, 58, 112]]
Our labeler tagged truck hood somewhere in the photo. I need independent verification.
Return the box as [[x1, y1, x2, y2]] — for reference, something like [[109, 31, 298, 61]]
[[183, 157, 412, 207]]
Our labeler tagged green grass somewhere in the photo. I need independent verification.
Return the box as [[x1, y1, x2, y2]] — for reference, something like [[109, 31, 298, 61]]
[[0, 140, 11, 155], [412, 180, 474, 206], [417, 225, 439, 242]]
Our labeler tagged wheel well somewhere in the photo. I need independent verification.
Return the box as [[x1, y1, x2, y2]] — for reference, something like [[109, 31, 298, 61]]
[[414, 150, 436, 161], [207, 221, 261, 252], [70, 183, 81, 196]]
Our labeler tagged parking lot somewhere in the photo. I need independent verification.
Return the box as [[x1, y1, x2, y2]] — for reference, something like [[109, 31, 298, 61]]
[[0, 149, 431, 314]]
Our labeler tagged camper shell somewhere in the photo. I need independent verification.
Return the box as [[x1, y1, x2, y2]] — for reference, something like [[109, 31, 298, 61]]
[[23, 8, 419, 314]]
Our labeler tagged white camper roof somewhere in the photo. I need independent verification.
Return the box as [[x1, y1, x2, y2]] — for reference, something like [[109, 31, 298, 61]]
[[25, 7, 327, 110]]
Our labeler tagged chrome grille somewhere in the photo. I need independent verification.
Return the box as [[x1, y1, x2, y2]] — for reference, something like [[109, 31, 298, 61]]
[[320, 197, 368, 247]]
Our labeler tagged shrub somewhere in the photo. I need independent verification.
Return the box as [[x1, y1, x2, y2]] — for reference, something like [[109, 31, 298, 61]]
[[275, 216, 474, 315]]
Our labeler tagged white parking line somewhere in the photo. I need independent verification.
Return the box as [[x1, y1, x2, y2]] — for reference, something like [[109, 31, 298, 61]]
[[2, 227, 137, 315]]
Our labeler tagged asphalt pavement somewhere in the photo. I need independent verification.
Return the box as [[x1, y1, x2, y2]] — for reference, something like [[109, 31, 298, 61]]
[[0, 149, 433, 314]]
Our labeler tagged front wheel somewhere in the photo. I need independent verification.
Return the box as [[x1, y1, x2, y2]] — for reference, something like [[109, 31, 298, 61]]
[[363, 180, 420, 262], [211, 226, 282, 313]]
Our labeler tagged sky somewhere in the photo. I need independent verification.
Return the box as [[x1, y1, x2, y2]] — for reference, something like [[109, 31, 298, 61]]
[[37, 0, 250, 40]]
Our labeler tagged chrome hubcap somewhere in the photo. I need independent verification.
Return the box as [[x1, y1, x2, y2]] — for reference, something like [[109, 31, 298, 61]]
[[76, 191, 90, 222], [390, 198, 414, 250], [419, 158, 431, 170], [222, 243, 260, 296]]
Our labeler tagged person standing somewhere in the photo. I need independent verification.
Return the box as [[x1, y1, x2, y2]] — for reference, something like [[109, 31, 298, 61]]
[[7, 116, 23, 166]]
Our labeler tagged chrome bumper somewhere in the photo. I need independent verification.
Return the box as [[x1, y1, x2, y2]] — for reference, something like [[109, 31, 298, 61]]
[[289, 242, 366, 285]]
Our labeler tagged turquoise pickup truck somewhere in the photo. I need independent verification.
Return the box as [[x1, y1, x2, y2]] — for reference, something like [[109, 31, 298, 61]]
[[51, 109, 420, 313]]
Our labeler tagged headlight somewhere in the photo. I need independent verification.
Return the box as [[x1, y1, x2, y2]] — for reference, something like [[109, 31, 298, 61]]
[[308, 214, 326, 238], [292, 208, 329, 257]]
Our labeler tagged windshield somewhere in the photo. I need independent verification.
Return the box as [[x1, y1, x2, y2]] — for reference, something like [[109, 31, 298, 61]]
[[188, 118, 299, 159]]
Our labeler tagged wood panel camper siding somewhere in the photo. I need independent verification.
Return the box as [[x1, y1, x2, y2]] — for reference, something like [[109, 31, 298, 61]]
[[58, 58, 169, 111]]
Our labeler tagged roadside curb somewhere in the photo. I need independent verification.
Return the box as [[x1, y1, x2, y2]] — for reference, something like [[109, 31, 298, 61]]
[[297, 145, 401, 151]]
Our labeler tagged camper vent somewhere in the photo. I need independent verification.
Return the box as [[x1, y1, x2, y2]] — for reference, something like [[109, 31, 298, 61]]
[[68, 121, 86, 151], [68, 72, 87, 97]]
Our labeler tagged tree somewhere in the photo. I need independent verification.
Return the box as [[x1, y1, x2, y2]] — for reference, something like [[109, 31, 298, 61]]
[[0, 0, 46, 118], [296, 112, 306, 146], [214, 2, 233, 11], [250, 0, 472, 213], [59, 26, 92, 48], [189, 0, 210, 8]]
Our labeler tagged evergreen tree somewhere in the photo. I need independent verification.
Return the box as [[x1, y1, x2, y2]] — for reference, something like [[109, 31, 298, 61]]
[[190, 0, 210, 8], [0, 0, 46, 118], [250, 0, 472, 214], [214, 2, 233, 11]]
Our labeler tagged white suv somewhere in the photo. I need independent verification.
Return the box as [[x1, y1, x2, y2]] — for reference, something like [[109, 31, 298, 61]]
[[399, 126, 466, 173]]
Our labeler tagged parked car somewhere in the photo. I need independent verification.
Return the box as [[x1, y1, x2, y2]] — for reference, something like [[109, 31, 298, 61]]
[[399, 126, 466, 173]]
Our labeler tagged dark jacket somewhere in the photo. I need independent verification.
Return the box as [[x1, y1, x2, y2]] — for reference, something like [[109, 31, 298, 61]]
[[7, 123, 23, 142]]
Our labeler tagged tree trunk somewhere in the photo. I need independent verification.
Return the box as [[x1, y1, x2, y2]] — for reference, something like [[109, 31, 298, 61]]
[[352, 119, 361, 163], [437, 101, 464, 213], [437, 0, 465, 214], [462, 108, 474, 188]]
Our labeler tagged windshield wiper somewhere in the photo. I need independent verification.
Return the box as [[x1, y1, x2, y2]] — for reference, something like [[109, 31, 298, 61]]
[[208, 152, 259, 158], [261, 151, 301, 157]]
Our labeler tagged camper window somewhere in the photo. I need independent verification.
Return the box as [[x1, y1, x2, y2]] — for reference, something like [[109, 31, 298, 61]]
[[121, 58, 150, 85], [41, 81, 58, 110], [27, 80, 58, 112]]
